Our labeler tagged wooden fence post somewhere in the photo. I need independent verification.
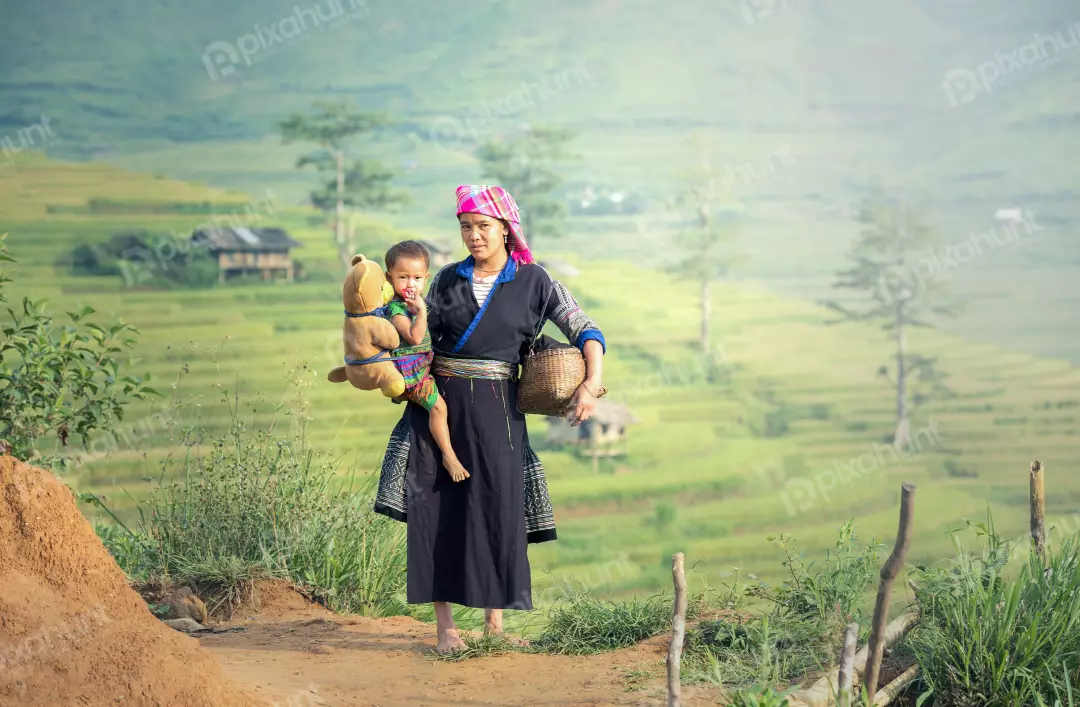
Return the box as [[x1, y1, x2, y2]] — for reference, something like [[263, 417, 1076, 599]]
[[836, 622, 859, 707], [1031, 460, 1046, 566], [667, 552, 687, 707], [863, 483, 916, 702]]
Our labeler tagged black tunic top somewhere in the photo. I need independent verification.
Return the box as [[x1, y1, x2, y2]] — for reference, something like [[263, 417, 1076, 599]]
[[425, 257, 606, 364]]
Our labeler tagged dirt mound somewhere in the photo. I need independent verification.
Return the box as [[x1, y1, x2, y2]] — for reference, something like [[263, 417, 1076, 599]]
[[0, 455, 266, 707], [231, 579, 334, 620]]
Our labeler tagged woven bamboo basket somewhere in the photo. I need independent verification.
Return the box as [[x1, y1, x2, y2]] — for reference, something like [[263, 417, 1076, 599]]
[[517, 346, 588, 416]]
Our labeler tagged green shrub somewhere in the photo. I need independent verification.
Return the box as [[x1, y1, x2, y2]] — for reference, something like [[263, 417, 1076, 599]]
[[910, 510, 1080, 707], [0, 235, 159, 468], [85, 375, 407, 618]]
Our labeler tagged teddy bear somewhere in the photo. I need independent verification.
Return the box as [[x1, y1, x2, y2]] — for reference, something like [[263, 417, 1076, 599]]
[[327, 254, 406, 399]]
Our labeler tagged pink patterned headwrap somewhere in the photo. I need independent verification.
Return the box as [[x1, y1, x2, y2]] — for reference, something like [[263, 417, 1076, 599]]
[[455, 184, 534, 265]]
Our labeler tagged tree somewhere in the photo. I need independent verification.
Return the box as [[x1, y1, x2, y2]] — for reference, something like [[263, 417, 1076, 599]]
[[278, 101, 409, 272], [0, 234, 159, 469], [822, 189, 960, 448], [474, 127, 578, 248], [665, 134, 744, 375]]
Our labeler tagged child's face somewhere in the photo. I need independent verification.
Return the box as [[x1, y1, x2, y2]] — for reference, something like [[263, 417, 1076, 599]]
[[386, 256, 428, 299]]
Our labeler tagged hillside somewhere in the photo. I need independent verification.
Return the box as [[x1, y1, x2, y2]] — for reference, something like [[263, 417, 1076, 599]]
[[4, 0, 1080, 367], [4, 159, 1080, 606]]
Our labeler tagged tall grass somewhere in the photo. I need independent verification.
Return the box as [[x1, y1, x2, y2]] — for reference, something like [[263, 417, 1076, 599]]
[[87, 368, 407, 617], [910, 510, 1080, 706]]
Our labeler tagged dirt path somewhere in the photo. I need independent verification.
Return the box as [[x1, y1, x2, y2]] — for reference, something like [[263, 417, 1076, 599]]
[[199, 582, 727, 707]]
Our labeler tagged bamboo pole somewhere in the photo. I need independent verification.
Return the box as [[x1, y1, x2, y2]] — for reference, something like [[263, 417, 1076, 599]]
[[667, 552, 687, 707], [836, 623, 858, 707], [1031, 460, 1046, 566], [871, 663, 921, 706], [862, 483, 916, 702], [786, 610, 919, 707]]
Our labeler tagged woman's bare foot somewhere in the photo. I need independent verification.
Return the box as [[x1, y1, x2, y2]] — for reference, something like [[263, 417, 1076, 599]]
[[483, 609, 529, 647], [484, 608, 503, 635], [435, 627, 467, 654], [444, 457, 470, 483]]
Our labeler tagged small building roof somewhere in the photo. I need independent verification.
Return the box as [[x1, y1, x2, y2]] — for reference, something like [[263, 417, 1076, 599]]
[[589, 400, 639, 426], [192, 226, 302, 252]]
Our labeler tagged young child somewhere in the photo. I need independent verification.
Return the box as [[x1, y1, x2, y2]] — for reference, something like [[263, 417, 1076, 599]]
[[383, 240, 470, 483]]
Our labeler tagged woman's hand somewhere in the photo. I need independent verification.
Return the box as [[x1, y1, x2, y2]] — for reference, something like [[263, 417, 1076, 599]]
[[566, 379, 603, 427]]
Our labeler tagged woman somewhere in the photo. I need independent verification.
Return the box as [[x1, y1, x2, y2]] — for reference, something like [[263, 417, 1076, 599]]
[[374, 184, 606, 653]]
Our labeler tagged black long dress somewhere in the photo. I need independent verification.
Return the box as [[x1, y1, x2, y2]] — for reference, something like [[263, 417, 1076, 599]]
[[394, 256, 605, 610]]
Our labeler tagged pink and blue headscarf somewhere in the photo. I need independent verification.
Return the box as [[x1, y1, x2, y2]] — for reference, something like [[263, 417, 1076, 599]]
[[455, 184, 534, 265]]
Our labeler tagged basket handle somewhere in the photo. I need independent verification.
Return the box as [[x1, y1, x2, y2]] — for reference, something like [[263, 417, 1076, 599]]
[[527, 277, 556, 354]]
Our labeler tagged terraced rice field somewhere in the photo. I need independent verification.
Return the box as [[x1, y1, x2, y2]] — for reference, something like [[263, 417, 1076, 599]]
[[4, 159, 1080, 605]]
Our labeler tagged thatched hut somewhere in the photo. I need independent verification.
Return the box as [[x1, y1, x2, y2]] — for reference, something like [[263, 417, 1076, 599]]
[[546, 399, 638, 471]]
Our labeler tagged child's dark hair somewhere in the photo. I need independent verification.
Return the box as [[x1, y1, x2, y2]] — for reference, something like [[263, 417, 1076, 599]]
[[384, 240, 430, 270]]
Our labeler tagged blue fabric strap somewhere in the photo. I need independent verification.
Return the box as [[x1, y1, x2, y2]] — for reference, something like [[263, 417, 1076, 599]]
[[346, 306, 387, 319], [345, 351, 391, 365], [451, 257, 513, 354]]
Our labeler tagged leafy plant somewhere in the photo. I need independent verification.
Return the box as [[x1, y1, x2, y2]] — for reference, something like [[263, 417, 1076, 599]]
[[0, 235, 159, 467], [756, 520, 885, 624], [684, 522, 883, 690]]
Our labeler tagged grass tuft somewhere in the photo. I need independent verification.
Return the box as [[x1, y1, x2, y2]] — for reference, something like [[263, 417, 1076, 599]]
[[909, 509, 1080, 707], [428, 633, 523, 662]]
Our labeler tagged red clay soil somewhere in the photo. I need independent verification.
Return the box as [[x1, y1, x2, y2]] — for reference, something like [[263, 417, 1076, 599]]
[[0, 455, 267, 707], [203, 579, 729, 707]]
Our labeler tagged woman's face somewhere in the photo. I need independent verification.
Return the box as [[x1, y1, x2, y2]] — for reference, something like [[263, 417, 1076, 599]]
[[458, 212, 509, 262]]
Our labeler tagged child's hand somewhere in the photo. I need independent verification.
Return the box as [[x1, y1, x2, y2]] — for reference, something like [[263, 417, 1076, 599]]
[[406, 291, 426, 315]]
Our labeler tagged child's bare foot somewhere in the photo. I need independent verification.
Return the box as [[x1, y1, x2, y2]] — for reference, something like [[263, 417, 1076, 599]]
[[444, 457, 470, 483], [435, 627, 467, 654]]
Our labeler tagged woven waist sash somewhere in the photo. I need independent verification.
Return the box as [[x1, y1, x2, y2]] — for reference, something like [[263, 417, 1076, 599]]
[[432, 356, 516, 381]]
